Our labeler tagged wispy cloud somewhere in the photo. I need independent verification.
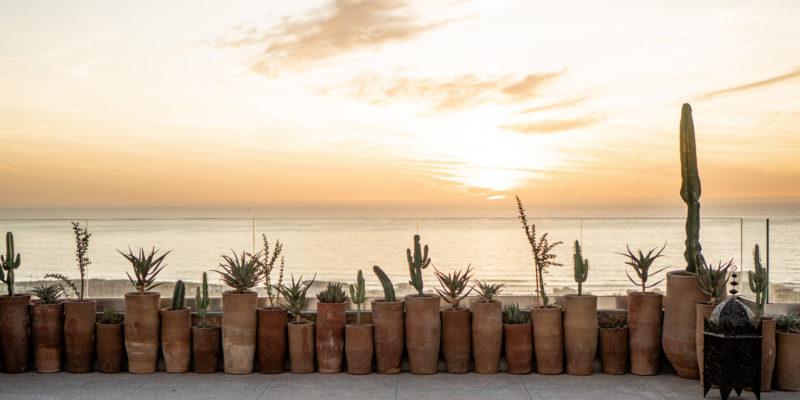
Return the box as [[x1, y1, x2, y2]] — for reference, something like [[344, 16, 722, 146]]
[[519, 97, 589, 114], [501, 114, 604, 134], [702, 67, 800, 99]]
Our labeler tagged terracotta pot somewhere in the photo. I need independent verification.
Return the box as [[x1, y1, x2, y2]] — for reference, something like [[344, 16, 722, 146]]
[[600, 326, 628, 375], [442, 308, 471, 373], [161, 307, 191, 373], [316, 301, 346, 373], [405, 294, 441, 375], [504, 323, 532, 374], [662, 270, 705, 379], [472, 300, 502, 374], [371, 300, 404, 374], [531, 306, 563, 375], [192, 325, 220, 373], [96, 322, 124, 373], [64, 300, 96, 373], [694, 302, 715, 384], [775, 331, 800, 390], [222, 291, 258, 374], [628, 292, 662, 375], [124, 292, 160, 373], [0, 294, 32, 373], [563, 295, 598, 376], [758, 318, 776, 392], [257, 307, 287, 374], [31, 302, 63, 373], [288, 321, 315, 373], [345, 323, 373, 374]]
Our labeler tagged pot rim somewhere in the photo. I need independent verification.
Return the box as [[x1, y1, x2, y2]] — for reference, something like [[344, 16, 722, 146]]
[[371, 299, 404, 304], [346, 323, 373, 327], [124, 291, 160, 297], [160, 307, 191, 312], [404, 293, 439, 298], [222, 290, 257, 295], [599, 325, 628, 330], [257, 306, 287, 311], [192, 324, 221, 330], [666, 270, 696, 277], [0, 293, 32, 298], [63, 299, 97, 303], [503, 322, 532, 327], [564, 293, 598, 298], [31, 301, 64, 307], [531, 305, 562, 310], [317, 300, 347, 305], [442, 307, 469, 312], [288, 320, 314, 325], [627, 291, 664, 297], [96, 321, 123, 326]]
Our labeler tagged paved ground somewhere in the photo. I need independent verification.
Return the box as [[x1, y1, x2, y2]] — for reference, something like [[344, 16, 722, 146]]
[[0, 371, 794, 400]]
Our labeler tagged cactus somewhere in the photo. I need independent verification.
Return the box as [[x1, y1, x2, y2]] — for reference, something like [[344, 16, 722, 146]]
[[407, 234, 431, 296], [749, 244, 767, 318], [680, 103, 705, 273], [373, 265, 395, 302], [573, 240, 589, 296], [195, 272, 211, 328], [171, 280, 185, 310], [1, 232, 21, 296], [349, 270, 366, 323]]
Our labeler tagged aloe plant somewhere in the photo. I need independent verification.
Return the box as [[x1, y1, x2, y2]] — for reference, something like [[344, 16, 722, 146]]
[[0, 232, 21, 296], [195, 272, 211, 328], [100, 307, 122, 324], [407, 234, 431, 296], [217, 250, 263, 293], [473, 280, 504, 303], [621, 244, 667, 295], [278, 274, 316, 323], [775, 313, 800, 333], [695, 259, 733, 304], [30, 282, 65, 304], [573, 240, 589, 295], [118, 247, 170, 295], [433, 265, 474, 310], [503, 303, 531, 324], [373, 265, 396, 302], [349, 270, 366, 323], [260, 235, 284, 308], [516, 196, 562, 307], [317, 282, 347, 303], [171, 280, 185, 310], [748, 244, 767, 318]]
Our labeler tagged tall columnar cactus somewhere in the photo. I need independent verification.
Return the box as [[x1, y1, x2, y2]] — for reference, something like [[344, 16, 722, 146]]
[[407, 234, 431, 296], [680, 103, 705, 273], [195, 273, 211, 328], [372, 265, 396, 302], [349, 270, 366, 323], [748, 244, 767, 318], [1, 232, 21, 296], [573, 240, 589, 296], [172, 280, 185, 310]]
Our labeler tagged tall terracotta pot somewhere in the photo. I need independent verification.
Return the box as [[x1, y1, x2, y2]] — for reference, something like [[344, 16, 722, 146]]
[[563, 295, 598, 376], [372, 300, 404, 374], [161, 307, 191, 373], [345, 323, 373, 374], [442, 308, 471, 373], [758, 318, 776, 392], [96, 322, 124, 373], [124, 292, 160, 374], [222, 291, 257, 374], [504, 323, 532, 374], [288, 321, 315, 373], [257, 307, 287, 374], [662, 270, 705, 379], [531, 306, 563, 375], [64, 300, 96, 373], [316, 301, 346, 373], [694, 302, 715, 384], [628, 292, 662, 375], [472, 300, 502, 374], [775, 331, 800, 391], [192, 325, 220, 373], [31, 302, 63, 373], [405, 294, 441, 375], [600, 326, 628, 375], [0, 294, 31, 373]]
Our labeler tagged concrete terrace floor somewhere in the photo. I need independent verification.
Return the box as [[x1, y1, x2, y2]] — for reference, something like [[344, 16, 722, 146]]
[[0, 371, 795, 400]]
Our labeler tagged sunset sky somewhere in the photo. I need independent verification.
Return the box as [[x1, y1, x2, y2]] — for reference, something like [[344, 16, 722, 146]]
[[1, 0, 799, 209]]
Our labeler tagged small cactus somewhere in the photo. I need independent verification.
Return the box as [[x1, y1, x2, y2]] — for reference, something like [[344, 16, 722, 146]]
[[349, 270, 366, 323], [573, 240, 589, 296], [373, 265, 395, 302], [407, 234, 431, 296], [1, 232, 21, 296], [195, 273, 211, 328], [172, 280, 185, 310], [748, 244, 767, 318]]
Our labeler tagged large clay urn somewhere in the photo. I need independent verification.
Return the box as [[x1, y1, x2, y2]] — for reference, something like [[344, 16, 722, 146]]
[[0, 294, 31, 373], [345, 323, 373, 374], [758, 318, 776, 392], [96, 321, 124, 373], [472, 300, 502, 374], [161, 307, 191, 373], [316, 301, 346, 373], [287, 321, 315, 373], [563, 294, 598, 376], [124, 291, 160, 373], [192, 325, 220, 373], [222, 291, 258, 374], [257, 307, 287, 374], [64, 300, 96, 373], [775, 331, 800, 391], [371, 300, 404, 374], [441, 308, 471, 373], [628, 292, 662, 375], [503, 322, 533, 374], [405, 294, 441, 374], [662, 270, 705, 379], [694, 302, 715, 385], [599, 326, 628, 375], [31, 302, 64, 373], [531, 306, 563, 375]]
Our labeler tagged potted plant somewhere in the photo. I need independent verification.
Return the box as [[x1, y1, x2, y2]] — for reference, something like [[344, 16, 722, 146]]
[[563, 240, 597, 376], [217, 250, 263, 374], [278, 274, 316, 373], [30, 282, 66, 373], [774, 313, 800, 390], [161, 280, 191, 373], [345, 270, 372, 374], [371, 265, 404, 374], [256, 235, 287, 374], [517, 196, 564, 375], [503, 302, 532, 374], [694, 258, 732, 384], [0, 231, 31, 373], [316, 282, 348, 373], [404, 234, 440, 375], [119, 246, 170, 374], [599, 313, 628, 375], [622, 244, 666, 375], [192, 272, 220, 373], [96, 308, 124, 373], [749, 244, 775, 391], [435, 265, 473, 374], [472, 279, 503, 374]]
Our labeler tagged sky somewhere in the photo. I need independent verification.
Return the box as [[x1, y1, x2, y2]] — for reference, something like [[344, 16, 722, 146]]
[[1, 0, 799, 211]]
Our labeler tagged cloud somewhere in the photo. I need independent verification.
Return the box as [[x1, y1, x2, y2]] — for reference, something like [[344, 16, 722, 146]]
[[501, 114, 604, 134], [500, 68, 567, 98], [519, 97, 589, 114], [702, 67, 800, 99]]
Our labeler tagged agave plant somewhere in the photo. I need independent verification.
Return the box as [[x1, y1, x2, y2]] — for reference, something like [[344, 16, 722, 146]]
[[99, 307, 122, 324], [260, 235, 284, 308], [217, 250, 264, 294], [775, 313, 800, 334], [473, 280, 504, 303], [278, 274, 316, 323], [620, 244, 667, 295], [118, 247, 171, 295], [433, 265, 474, 310], [695, 259, 733, 304], [316, 282, 347, 303], [599, 313, 627, 329], [503, 302, 531, 324], [29, 282, 65, 304], [516, 196, 563, 307]]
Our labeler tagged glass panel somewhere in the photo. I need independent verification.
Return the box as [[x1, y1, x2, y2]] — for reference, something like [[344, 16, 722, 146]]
[[768, 218, 800, 303]]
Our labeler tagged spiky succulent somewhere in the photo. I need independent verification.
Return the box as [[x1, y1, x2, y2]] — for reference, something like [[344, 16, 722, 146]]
[[217, 250, 263, 293], [695, 259, 733, 304], [434, 265, 474, 310], [621, 244, 667, 295], [599, 313, 627, 329], [316, 282, 347, 303], [44, 273, 78, 299], [100, 307, 122, 324], [278, 274, 316, 323], [473, 280, 504, 303], [118, 247, 170, 295], [30, 282, 65, 304], [503, 302, 531, 324], [775, 313, 800, 334], [517, 196, 563, 307]]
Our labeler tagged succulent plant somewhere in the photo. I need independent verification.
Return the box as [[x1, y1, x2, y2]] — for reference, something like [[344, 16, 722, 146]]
[[1, 232, 21, 296], [316, 282, 347, 303], [100, 307, 122, 324], [680, 103, 706, 274], [44, 273, 78, 299], [573, 240, 589, 296], [195, 272, 211, 328], [171, 280, 185, 310], [503, 302, 531, 324], [30, 282, 65, 304], [46, 223, 91, 300], [349, 270, 366, 323], [695, 259, 733, 304], [373, 265, 396, 302], [599, 313, 627, 329], [433, 264, 474, 310], [260, 235, 284, 308], [278, 274, 316, 323], [516, 196, 562, 307], [621, 244, 667, 295], [775, 313, 800, 333], [748, 244, 767, 318], [118, 247, 170, 295], [217, 250, 263, 294], [407, 234, 431, 296], [473, 280, 504, 303]]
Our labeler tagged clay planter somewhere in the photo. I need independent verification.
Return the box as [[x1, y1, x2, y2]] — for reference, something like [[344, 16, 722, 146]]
[[257, 307, 287, 374], [757, 318, 776, 392], [222, 291, 258, 374], [628, 292, 662, 375], [316, 301, 346, 373], [0, 294, 31, 373], [288, 321, 315, 373], [662, 270, 705, 379], [531, 306, 563, 375], [503, 323, 533, 374], [405, 294, 441, 375], [563, 294, 598, 376], [345, 323, 373, 374], [96, 322, 124, 373], [472, 300, 502, 374], [442, 308, 471, 373], [694, 302, 715, 385], [31, 302, 64, 373], [192, 325, 220, 373], [124, 292, 161, 373], [599, 326, 628, 375], [64, 300, 96, 373], [371, 300, 404, 374], [161, 307, 191, 373], [775, 331, 800, 391]]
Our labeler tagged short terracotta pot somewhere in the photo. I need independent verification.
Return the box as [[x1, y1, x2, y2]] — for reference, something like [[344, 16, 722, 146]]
[[695, 302, 715, 385], [472, 300, 502, 374], [31, 302, 64, 373], [405, 294, 441, 375], [600, 326, 628, 375], [563, 294, 598, 376], [288, 321, 315, 374], [257, 307, 287, 374], [345, 323, 373, 374], [161, 307, 191, 373], [316, 301, 346, 373], [64, 300, 96, 373], [775, 331, 800, 391], [442, 308, 471, 374], [124, 292, 161, 374], [504, 323, 532, 374], [222, 291, 258, 374], [192, 325, 220, 373], [96, 322, 124, 373], [531, 306, 563, 375], [758, 318, 776, 392], [628, 292, 662, 375], [372, 300, 404, 374], [0, 294, 31, 373], [662, 270, 705, 379]]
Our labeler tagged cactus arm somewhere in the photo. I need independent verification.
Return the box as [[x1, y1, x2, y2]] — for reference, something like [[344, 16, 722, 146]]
[[373, 265, 396, 302], [679, 104, 705, 273]]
